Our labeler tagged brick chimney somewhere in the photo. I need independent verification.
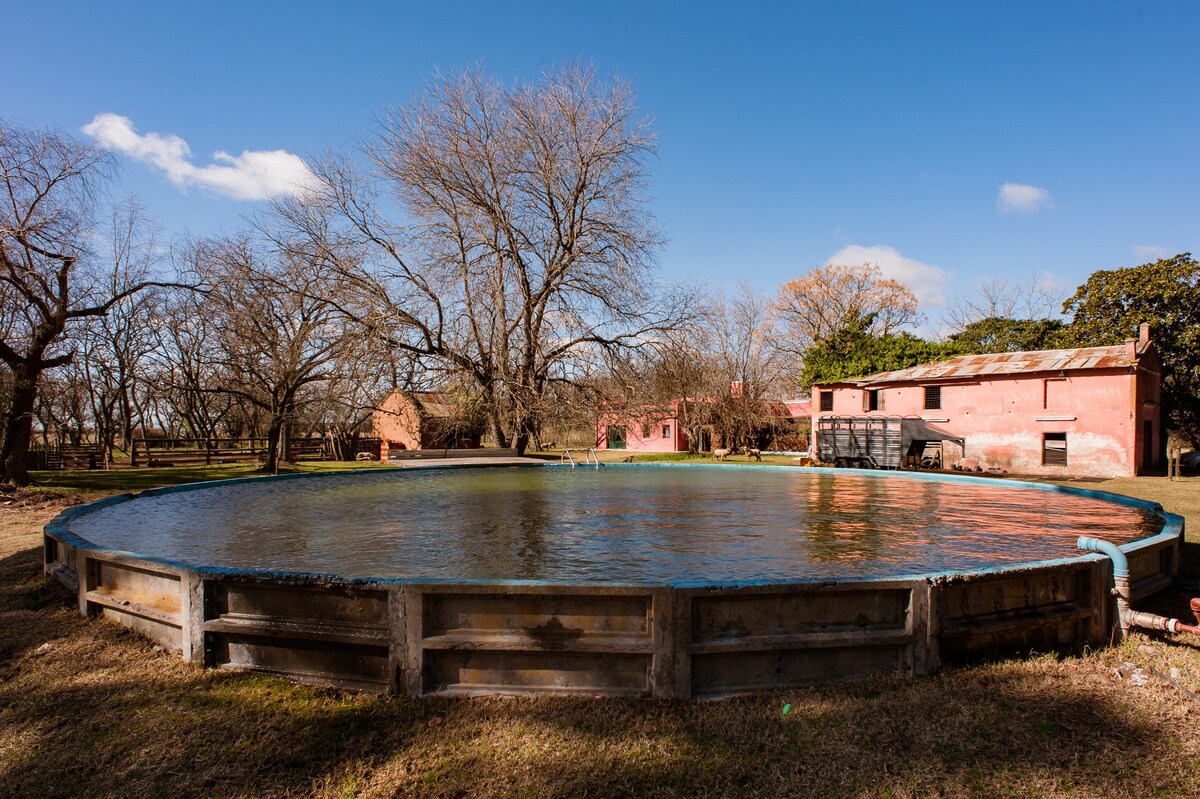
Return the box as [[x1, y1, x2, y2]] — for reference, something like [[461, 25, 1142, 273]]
[[1125, 338, 1136, 360], [1139, 323, 1151, 343]]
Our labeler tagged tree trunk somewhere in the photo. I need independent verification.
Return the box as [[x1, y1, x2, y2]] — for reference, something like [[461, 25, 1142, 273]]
[[122, 387, 138, 467], [484, 387, 508, 448], [264, 414, 283, 473], [513, 412, 535, 456], [1, 362, 41, 485]]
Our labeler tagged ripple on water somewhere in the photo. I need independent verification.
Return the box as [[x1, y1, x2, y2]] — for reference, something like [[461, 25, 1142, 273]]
[[65, 466, 1164, 584]]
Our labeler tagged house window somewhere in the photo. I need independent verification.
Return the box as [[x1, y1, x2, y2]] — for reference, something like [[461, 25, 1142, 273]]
[[923, 386, 942, 410], [819, 391, 833, 412], [865, 389, 882, 412], [640, 423, 651, 439], [662, 424, 671, 438], [1043, 432, 1067, 465]]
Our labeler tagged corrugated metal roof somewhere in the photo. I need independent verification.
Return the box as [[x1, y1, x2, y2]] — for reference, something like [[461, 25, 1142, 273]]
[[853, 341, 1149, 386], [783, 400, 813, 419], [410, 392, 459, 418]]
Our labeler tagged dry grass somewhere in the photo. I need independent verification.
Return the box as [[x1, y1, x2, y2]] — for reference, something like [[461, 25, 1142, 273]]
[[3, 473, 1200, 798]]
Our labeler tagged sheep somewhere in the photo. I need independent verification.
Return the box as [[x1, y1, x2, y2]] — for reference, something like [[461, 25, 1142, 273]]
[[712, 448, 731, 461], [742, 446, 762, 462]]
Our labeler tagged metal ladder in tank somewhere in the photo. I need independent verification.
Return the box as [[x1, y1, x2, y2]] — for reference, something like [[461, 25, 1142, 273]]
[[561, 447, 600, 468]]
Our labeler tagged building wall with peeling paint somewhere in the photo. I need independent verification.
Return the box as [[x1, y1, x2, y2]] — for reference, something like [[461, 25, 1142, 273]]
[[813, 356, 1162, 478]]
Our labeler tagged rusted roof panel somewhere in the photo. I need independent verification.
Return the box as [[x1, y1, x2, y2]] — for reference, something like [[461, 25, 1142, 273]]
[[855, 342, 1148, 386], [411, 392, 459, 418]]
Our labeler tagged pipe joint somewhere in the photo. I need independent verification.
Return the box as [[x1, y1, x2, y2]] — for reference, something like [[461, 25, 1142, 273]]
[[1079, 536, 1132, 639], [1077, 536, 1130, 578], [1123, 610, 1200, 637]]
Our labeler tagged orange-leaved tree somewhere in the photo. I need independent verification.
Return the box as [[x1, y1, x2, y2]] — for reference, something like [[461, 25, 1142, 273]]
[[772, 262, 921, 355]]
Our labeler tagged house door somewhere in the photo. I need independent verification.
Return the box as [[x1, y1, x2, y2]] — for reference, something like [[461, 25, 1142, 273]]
[[606, 425, 626, 450], [1143, 421, 1154, 473]]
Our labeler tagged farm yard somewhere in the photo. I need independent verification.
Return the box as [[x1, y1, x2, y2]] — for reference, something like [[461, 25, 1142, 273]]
[[3, 466, 1200, 798], [5, 4, 1200, 796]]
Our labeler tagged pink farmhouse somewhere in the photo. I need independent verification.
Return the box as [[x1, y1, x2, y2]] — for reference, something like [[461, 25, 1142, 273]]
[[596, 394, 812, 453], [595, 399, 691, 453], [811, 325, 1162, 478]]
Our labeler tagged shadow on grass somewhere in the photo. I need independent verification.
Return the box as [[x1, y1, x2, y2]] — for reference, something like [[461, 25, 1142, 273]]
[[2, 542, 1195, 799], [0, 643, 1187, 799], [0, 544, 77, 669]]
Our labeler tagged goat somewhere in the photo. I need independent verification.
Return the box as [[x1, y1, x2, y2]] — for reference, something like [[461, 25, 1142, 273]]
[[712, 448, 731, 461], [742, 446, 762, 462]]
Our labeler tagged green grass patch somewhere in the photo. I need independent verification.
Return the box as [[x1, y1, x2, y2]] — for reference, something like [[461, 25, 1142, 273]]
[[28, 460, 396, 495], [625, 452, 707, 462]]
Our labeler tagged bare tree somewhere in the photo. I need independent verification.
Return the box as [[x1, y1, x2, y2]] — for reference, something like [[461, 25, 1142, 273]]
[[707, 286, 789, 448], [151, 278, 236, 455], [304, 325, 404, 459], [193, 235, 349, 472], [33, 368, 90, 446], [276, 65, 686, 454], [603, 286, 789, 453], [0, 122, 175, 484], [940, 272, 1065, 333], [76, 199, 163, 464]]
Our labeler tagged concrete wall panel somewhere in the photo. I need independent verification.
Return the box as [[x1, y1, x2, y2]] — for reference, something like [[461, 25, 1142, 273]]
[[422, 592, 651, 639], [211, 634, 390, 691], [423, 650, 652, 696], [691, 645, 909, 696], [691, 587, 910, 640], [934, 565, 1097, 662], [202, 580, 391, 690], [82, 557, 184, 651]]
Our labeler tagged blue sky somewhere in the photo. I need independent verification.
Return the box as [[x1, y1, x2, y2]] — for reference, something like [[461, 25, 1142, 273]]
[[5, 1, 1197, 322]]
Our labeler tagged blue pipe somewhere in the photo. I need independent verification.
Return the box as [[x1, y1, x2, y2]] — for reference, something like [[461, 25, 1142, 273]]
[[1077, 536, 1129, 578]]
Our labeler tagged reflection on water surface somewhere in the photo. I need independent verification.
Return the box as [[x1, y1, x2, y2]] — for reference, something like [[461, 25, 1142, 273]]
[[67, 466, 1163, 584]]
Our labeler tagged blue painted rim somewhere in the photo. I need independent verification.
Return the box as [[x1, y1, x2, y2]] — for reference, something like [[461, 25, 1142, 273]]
[[44, 462, 1184, 589]]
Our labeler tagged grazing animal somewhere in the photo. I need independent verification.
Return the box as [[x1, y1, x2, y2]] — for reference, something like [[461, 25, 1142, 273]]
[[712, 448, 731, 461], [742, 447, 762, 462]]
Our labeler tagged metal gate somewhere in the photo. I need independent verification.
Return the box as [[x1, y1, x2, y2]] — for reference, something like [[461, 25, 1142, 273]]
[[817, 416, 904, 469]]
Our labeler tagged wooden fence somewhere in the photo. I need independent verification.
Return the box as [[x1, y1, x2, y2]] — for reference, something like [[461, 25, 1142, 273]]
[[136, 437, 340, 466], [28, 444, 105, 471], [31, 435, 379, 471]]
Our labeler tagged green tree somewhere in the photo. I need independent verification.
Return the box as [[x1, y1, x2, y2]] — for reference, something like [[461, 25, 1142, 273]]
[[801, 314, 957, 388], [947, 316, 1064, 354], [1060, 253, 1200, 444]]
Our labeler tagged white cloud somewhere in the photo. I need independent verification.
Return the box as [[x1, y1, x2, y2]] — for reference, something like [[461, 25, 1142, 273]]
[[81, 113, 316, 201], [1132, 244, 1170, 262], [997, 182, 1052, 215], [826, 244, 952, 308]]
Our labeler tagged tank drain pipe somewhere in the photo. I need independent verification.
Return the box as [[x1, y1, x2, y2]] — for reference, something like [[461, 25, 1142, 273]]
[[1077, 536, 1200, 640]]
